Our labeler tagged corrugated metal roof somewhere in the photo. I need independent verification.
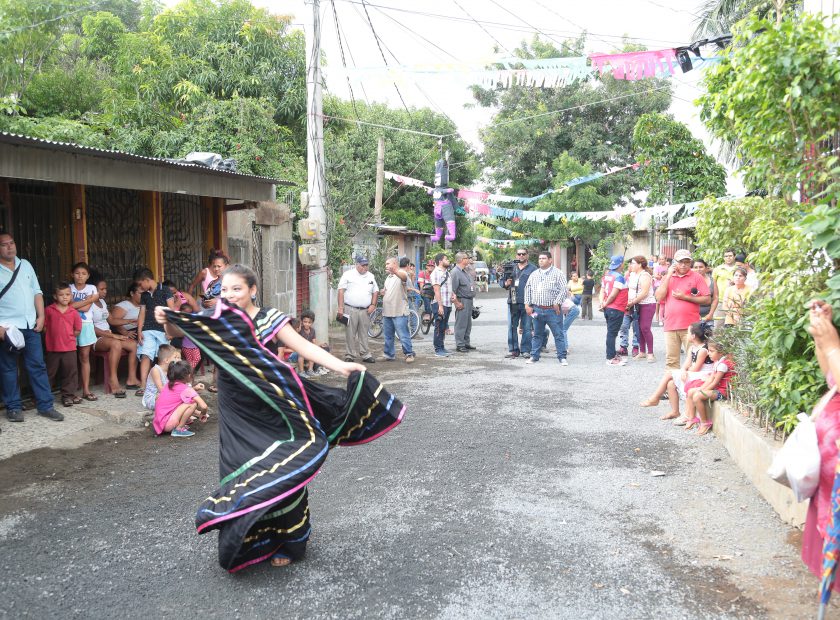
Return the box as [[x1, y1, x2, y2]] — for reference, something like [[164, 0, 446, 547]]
[[0, 132, 296, 186]]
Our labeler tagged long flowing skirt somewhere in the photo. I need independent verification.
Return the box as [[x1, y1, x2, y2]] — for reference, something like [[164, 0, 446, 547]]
[[165, 304, 406, 572]]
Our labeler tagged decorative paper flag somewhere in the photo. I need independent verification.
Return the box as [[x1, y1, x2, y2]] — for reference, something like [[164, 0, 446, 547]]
[[589, 48, 678, 80], [384, 171, 429, 189]]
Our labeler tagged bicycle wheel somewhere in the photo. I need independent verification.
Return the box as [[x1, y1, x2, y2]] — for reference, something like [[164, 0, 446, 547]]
[[367, 309, 383, 338], [408, 309, 420, 338]]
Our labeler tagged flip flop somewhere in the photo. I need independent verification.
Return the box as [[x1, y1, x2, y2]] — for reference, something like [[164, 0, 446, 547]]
[[113, 390, 127, 399], [82, 393, 98, 402], [125, 383, 141, 390], [134, 389, 145, 397]]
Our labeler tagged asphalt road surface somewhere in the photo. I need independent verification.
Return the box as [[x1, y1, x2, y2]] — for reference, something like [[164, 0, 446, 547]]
[[0, 288, 824, 619]]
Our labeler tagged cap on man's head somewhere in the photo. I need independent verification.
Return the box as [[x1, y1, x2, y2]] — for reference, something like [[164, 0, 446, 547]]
[[354, 255, 369, 265], [673, 249, 692, 262], [608, 255, 624, 270]]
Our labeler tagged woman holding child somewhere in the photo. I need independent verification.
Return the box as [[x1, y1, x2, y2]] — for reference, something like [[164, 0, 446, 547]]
[[155, 264, 405, 573]]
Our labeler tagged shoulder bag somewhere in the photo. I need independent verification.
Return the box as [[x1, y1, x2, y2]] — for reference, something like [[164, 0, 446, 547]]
[[0, 262, 21, 302]]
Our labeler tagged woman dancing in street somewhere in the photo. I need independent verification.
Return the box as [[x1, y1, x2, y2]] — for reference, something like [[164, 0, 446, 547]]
[[155, 264, 405, 572]]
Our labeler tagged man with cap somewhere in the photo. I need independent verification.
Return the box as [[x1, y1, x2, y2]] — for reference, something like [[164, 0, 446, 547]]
[[451, 252, 477, 353], [501, 247, 537, 359], [654, 249, 711, 369], [0, 232, 64, 422], [599, 255, 630, 366], [337, 255, 379, 363]]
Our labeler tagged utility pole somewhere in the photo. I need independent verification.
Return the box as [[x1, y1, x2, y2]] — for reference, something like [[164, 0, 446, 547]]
[[374, 136, 385, 224], [305, 0, 329, 342]]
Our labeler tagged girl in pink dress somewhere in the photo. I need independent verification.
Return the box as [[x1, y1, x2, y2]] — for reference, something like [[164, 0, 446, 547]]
[[153, 360, 208, 438], [802, 299, 840, 589]]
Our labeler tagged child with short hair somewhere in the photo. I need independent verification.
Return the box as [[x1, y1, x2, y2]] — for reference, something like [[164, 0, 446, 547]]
[[44, 282, 82, 408], [684, 340, 736, 435], [296, 309, 330, 377], [134, 267, 178, 393], [142, 344, 179, 410], [153, 360, 209, 438], [278, 317, 300, 364]]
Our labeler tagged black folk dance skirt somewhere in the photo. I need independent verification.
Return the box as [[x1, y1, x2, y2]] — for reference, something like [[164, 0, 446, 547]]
[[164, 304, 406, 572]]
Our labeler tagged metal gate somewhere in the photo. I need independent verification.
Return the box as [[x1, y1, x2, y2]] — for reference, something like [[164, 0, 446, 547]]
[[86, 187, 148, 302], [161, 193, 206, 291], [9, 181, 73, 292]]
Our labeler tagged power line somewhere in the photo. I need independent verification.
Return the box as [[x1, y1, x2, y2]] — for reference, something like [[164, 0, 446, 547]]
[[333, 4, 371, 105], [357, 0, 412, 116], [329, 0, 687, 47], [481, 84, 674, 132], [527, 0, 617, 52], [451, 0, 512, 56], [322, 114, 448, 138], [329, 0, 360, 119], [485, 0, 581, 57], [0, 1, 106, 36], [370, 5, 459, 61]]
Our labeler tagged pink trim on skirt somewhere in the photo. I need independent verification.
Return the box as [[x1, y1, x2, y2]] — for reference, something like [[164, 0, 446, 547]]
[[802, 497, 840, 591]]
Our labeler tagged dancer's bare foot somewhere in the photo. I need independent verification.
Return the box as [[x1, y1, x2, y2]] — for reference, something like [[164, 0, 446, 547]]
[[660, 411, 680, 420]]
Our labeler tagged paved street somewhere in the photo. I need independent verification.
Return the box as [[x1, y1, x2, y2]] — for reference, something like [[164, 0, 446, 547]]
[[0, 288, 823, 618]]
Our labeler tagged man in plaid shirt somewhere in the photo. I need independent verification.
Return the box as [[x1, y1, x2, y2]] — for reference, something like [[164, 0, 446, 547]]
[[524, 251, 569, 365]]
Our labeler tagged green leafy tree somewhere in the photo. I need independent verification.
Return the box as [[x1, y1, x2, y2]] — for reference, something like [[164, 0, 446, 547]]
[[473, 36, 671, 204], [693, 196, 770, 264], [632, 112, 726, 204], [695, 13, 840, 430]]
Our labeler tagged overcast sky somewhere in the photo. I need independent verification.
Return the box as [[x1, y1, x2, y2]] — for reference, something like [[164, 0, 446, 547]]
[[164, 0, 743, 194]]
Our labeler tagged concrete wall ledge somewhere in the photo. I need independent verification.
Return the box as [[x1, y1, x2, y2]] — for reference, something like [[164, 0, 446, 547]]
[[712, 402, 808, 528]]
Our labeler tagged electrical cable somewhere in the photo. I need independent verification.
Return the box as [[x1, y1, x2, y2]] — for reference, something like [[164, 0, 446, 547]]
[[329, 0, 360, 120], [370, 5, 459, 61], [0, 1, 106, 36], [526, 0, 618, 52], [381, 143, 440, 207], [334, 4, 371, 105], [485, 0, 581, 57], [451, 0, 512, 56], [358, 0, 412, 116], [322, 114, 447, 138], [329, 0, 688, 47]]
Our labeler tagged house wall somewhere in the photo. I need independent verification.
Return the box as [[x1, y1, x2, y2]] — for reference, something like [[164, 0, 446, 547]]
[[226, 201, 296, 316]]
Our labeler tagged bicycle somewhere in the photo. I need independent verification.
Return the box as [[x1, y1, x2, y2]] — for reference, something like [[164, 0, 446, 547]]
[[368, 299, 420, 339]]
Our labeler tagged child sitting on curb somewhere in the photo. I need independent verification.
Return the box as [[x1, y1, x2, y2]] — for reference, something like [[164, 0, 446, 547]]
[[683, 340, 736, 435], [153, 360, 209, 438], [142, 345, 179, 410], [640, 321, 714, 421]]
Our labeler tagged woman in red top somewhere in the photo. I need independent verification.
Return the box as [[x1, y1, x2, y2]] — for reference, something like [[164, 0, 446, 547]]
[[802, 300, 840, 589]]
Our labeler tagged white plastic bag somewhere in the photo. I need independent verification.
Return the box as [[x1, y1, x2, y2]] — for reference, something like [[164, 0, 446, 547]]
[[767, 387, 835, 502]]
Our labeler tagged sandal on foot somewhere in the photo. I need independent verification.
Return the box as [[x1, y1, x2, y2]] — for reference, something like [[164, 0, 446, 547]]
[[72, 396, 83, 404], [660, 412, 680, 421], [134, 389, 145, 397], [82, 393, 98, 402], [61, 396, 75, 407], [669, 414, 688, 425], [696, 422, 714, 436], [685, 416, 701, 431], [271, 555, 291, 567], [113, 390, 127, 399], [207, 384, 218, 393], [125, 383, 141, 390]]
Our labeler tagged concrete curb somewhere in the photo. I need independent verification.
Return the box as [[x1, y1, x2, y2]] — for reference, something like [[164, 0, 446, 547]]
[[711, 402, 808, 528]]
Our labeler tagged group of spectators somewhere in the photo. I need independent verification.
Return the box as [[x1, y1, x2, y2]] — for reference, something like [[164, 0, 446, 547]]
[[0, 236, 240, 427], [337, 251, 481, 362]]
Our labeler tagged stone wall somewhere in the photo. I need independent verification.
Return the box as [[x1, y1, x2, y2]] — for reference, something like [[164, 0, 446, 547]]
[[226, 201, 296, 316]]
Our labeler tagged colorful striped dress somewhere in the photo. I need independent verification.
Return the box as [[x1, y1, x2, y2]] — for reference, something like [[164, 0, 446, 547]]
[[163, 303, 406, 572]]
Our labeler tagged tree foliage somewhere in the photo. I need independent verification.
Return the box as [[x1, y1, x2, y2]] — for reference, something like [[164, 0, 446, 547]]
[[632, 112, 726, 204], [695, 13, 840, 430], [473, 36, 672, 205]]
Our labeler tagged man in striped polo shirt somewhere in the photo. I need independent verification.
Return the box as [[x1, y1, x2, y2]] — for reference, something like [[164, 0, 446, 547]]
[[524, 251, 569, 366]]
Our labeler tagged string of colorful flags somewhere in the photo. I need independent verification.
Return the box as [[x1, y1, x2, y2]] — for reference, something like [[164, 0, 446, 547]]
[[337, 36, 730, 87]]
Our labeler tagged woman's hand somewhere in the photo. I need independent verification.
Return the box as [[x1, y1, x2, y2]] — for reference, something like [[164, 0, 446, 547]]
[[681, 370, 688, 382], [336, 361, 366, 377], [809, 300, 840, 351]]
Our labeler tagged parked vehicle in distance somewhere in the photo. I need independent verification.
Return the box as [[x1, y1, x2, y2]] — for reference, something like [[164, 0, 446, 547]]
[[474, 260, 490, 292]]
